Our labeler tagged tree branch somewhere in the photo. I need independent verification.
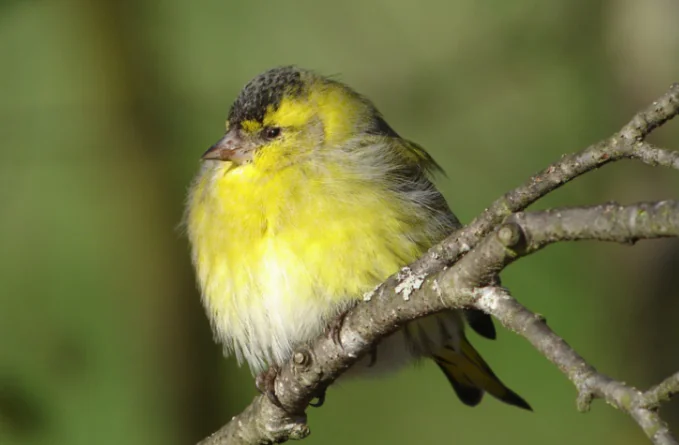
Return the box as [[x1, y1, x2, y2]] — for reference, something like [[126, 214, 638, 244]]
[[645, 373, 679, 408], [410, 82, 679, 274], [632, 142, 679, 171], [197, 84, 679, 445], [474, 287, 678, 445]]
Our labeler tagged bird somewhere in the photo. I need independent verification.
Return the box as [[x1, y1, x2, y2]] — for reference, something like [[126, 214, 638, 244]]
[[185, 66, 530, 411]]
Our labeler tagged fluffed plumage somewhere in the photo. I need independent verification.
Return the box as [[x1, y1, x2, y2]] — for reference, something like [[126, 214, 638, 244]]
[[185, 66, 530, 410]]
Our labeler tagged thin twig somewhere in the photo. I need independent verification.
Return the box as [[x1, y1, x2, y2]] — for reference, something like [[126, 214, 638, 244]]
[[644, 372, 679, 408], [410, 83, 679, 274], [473, 287, 678, 445], [632, 142, 679, 170]]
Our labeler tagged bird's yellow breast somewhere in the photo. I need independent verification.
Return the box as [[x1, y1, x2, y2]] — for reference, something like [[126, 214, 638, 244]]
[[187, 160, 431, 371]]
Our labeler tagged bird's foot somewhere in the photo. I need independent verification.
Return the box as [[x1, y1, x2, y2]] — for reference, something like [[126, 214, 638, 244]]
[[309, 387, 327, 408], [325, 305, 356, 348], [255, 365, 282, 408]]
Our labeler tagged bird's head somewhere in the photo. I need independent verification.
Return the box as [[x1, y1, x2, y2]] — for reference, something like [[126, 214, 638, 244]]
[[201, 66, 398, 173]]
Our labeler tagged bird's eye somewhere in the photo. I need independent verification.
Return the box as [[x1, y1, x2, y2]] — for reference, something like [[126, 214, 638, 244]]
[[263, 127, 281, 139]]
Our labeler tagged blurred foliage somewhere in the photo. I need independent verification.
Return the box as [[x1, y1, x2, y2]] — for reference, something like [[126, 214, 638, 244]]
[[1, 1, 678, 444]]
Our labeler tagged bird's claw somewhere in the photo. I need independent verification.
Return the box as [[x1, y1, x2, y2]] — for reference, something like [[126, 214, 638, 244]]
[[326, 308, 352, 348], [255, 365, 283, 408], [257, 364, 330, 409], [309, 387, 327, 407]]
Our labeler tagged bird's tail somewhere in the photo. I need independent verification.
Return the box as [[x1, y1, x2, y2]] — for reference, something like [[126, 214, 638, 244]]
[[432, 336, 531, 410]]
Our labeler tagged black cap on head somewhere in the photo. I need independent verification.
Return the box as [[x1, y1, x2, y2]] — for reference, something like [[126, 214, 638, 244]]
[[227, 66, 307, 127]]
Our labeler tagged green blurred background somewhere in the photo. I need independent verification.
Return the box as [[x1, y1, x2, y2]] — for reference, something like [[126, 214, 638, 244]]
[[2, 1, 679, 444]]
